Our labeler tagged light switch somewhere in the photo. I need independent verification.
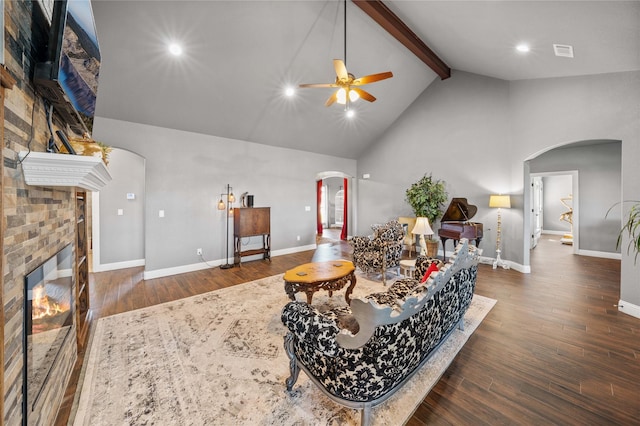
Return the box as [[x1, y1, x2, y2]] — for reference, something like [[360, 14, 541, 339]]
[[159, 210, 165, 218], [117, 209, 123, 216], [305, 206, 311, 211]]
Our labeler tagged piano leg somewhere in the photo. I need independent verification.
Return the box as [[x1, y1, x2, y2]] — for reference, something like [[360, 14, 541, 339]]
[[441, 238, 480, 262], [440, 237, 458, 262]]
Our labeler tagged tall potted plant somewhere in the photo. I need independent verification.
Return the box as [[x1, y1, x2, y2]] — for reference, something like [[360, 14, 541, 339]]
[[607, 200, 640, 264], [405, 174, 448, 257]]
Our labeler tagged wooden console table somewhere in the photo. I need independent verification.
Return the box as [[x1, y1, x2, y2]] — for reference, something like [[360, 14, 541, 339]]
[[233, 207, 271, 266]]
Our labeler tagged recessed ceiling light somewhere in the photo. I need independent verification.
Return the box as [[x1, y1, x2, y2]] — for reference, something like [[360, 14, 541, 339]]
[[346, 109, 355, 118], [168, 43, 183, 56], [285, 87, 295, 97], [516, 44, 530, 53]]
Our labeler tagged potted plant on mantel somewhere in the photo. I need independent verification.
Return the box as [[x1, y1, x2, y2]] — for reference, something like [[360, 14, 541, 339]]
[[60, 134, 113, 165], [405, 174, 448, 258]]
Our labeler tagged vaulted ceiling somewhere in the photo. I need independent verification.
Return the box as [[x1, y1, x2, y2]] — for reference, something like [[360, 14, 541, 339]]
[[92, 1, 640, 159]]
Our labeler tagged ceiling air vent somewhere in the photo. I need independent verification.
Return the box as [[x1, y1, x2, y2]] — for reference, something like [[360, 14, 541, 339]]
[[553, 44, 574, 58]]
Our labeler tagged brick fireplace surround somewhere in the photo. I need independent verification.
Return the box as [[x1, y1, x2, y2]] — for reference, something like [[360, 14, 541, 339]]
[[2, 3, 80, 424]]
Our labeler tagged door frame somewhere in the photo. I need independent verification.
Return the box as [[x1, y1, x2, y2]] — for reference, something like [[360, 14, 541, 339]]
[[530, 171, 579, 254], [315, 171, 354, 240]]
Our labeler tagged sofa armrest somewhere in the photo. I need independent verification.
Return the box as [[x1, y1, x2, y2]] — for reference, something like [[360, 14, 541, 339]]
[[281, 302, 342, 357]]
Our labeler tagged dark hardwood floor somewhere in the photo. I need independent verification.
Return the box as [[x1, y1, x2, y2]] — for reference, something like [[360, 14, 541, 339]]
[[56, 234, 639, 425]]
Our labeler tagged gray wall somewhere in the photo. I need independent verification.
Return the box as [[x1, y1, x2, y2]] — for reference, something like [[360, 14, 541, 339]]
[[357, 69, 640, 308], [509, 71, 639, 309], [98, 148, 146, 264], [530, 142, 621, 251], [92, 117, 356, 274], [541, 175, 573, 233], [357, 70, 512, 256]]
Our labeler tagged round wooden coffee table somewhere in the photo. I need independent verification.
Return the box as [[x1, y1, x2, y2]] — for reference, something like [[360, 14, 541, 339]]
[[284, 260, 356, 305]]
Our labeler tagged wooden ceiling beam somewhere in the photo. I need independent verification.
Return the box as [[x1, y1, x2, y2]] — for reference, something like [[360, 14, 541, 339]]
[[352, 0, 451, 80]]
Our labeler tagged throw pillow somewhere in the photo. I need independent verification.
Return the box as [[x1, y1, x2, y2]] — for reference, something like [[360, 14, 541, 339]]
[[420, 262, 440, 283]]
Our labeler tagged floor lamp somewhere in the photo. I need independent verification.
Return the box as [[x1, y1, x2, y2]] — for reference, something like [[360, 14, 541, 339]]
[[217, 184, 235, 269], [489, 194, 511, 270]]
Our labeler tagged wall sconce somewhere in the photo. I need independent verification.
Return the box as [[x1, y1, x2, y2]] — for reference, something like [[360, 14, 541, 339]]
[[489, 194, 511, 269], [218, 184, 235, 269]]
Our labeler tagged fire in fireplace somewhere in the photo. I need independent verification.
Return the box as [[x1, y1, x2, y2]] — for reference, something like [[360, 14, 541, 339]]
[[23, 244, 74, 421]]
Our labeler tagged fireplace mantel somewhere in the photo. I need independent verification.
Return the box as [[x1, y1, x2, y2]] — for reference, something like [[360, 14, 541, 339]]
[[18, 151, 112, 191]]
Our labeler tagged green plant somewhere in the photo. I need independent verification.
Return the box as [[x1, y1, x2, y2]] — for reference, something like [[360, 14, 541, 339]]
[[405, 174, 448, 234], [95, 140, 113, 164], [607, 200, 640, 264]]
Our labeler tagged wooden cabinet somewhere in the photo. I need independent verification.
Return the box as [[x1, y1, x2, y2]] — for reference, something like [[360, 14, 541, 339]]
[[75, 191, 92, 350], [233, 207, 271, 265]]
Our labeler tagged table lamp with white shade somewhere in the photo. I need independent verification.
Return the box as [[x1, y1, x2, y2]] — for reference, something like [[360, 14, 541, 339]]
[[489, 194, 511, 269], [411, 217, 434, 256]]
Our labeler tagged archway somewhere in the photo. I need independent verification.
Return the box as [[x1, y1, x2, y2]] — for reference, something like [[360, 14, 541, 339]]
[[523, 139, 622, 269], [315, 171, 354, 242]]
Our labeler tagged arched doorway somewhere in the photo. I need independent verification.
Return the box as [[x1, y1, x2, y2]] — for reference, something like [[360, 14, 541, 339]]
[[315, 171, 353, 243], [523, 139, 622, 269]]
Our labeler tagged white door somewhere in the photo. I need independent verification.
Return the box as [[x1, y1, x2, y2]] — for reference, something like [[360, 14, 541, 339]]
[[530, 177, 543, 249]]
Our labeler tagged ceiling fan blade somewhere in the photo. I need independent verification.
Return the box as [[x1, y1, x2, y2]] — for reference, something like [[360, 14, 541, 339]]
[[325, 91, 338, 107], [352, 87, 376, 102], [333, 59, 349, 81], [299, 83, 337, 88], [352, 71, 393, 86]]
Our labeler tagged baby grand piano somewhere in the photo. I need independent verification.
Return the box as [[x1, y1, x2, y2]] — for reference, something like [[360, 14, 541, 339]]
[[438, 198, 483, 261]]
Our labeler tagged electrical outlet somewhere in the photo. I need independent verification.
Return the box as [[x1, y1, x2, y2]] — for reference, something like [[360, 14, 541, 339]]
[[296, 235, 301, 241], [196, 248, 202, 256]]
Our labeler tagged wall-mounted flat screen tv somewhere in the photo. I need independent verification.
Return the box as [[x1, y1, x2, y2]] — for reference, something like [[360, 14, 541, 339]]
[[34, 0, 101, 136]]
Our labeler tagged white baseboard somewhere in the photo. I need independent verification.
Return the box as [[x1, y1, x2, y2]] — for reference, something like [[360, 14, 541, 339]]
[[618, 299, 640, 319], [508, 262, 531, 274], [143, 260, 220, 280], [478, 256, 531, 273], [618, 300, 640, 318], [142, 244, 317, 280], [93, 259, 145, 272], [577, 249, 621, 260], [541, 230, 567, 235], [272, 244, 316, 257]]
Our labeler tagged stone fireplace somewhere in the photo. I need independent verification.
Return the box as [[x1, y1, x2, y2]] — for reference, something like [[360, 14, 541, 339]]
[[23, 244, 75, 425]]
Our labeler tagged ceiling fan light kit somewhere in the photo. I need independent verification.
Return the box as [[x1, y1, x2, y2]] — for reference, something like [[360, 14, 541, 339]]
[[299, 0, 393, 110]]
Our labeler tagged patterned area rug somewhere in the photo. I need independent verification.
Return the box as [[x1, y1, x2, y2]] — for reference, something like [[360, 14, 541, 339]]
[[73, 273, 496, 425]]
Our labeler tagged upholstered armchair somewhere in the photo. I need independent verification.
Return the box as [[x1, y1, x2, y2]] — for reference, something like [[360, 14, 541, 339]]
[[350, 220, 404, 284]]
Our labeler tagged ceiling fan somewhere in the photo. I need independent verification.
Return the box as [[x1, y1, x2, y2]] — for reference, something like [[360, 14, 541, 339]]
[[300, 59, 393, 106], [298, 0, 393, 107]]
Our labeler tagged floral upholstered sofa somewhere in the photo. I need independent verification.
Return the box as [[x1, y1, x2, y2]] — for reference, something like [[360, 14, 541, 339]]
[[281, 239, 479, 425], [350, 220, 404, 285]]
